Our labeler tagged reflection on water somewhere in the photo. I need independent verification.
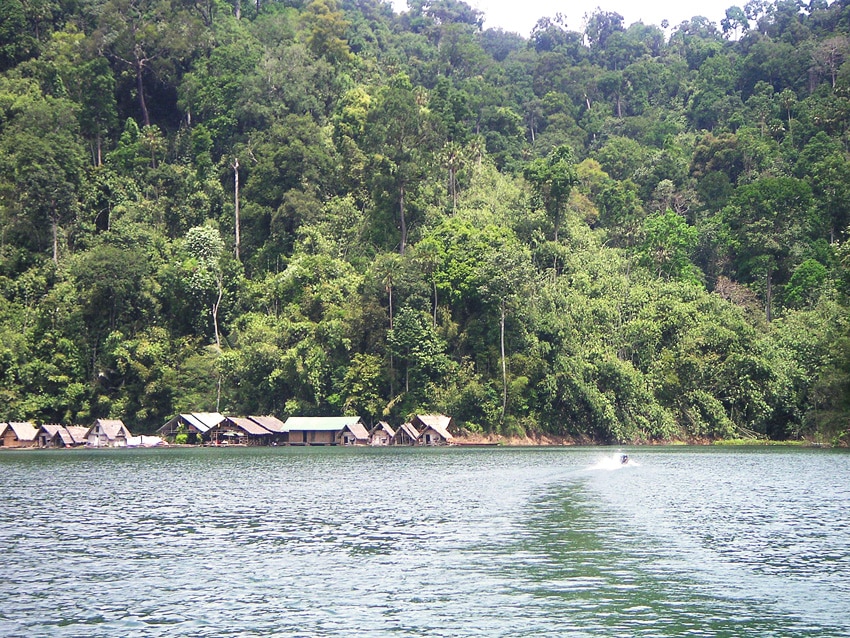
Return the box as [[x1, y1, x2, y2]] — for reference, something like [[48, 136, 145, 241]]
[[0, 446, 848, 637]]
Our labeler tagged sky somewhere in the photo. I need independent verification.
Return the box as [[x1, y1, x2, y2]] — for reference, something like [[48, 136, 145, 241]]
[[390, 0, 734, 37]]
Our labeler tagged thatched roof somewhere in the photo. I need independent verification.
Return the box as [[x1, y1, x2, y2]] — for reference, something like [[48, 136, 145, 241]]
[[285, 416, 363, 431], [342, 421, 370, 441], [40, 424, 76, 446], [93, 419, 131, 440], [397, 422, 421, 440], [412, 414, 453, 440], [370, 421, 395, 437], [6, 422, 38, 442], [66, 426, 90, 444], [226, 417, 272, 436], [248, 415, 287, 433]]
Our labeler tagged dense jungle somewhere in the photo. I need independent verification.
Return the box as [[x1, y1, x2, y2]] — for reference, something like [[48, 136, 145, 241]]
[[2, 0, 850, 443]]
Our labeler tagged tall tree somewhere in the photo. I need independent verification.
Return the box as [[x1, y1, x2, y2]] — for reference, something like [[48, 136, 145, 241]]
[[478, 241, 534, 426], [0, 90, 85, 263], [183, 225, 226, 348], [364, 73, 442, 255], [95, 0, 202, 127], [722, 177, 814, 321], [524, 144, 578, 243]]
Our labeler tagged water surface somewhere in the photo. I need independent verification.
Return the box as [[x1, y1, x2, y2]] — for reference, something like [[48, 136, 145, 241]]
[[1, 446, 848, 636]]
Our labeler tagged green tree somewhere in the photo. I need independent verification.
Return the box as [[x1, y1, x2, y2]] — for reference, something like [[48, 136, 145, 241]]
[[523, 144, 577, 243], [95, 0, 203, 126], [387, 305, 449, 399], [183, 225, 226, 348], [640, 210, 701, 283], [722, 177, 814, 321], [478, 240, 534, 426], [0, 90, 86, 264], [0, 0, 34, 71], [364, 73, 442, 254]]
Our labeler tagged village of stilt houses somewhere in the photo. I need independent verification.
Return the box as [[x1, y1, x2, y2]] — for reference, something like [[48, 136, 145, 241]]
[[0, 414, 456, 449]]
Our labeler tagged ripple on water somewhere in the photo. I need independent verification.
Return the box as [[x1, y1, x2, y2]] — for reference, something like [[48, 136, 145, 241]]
[[1, 446, 849, 637]]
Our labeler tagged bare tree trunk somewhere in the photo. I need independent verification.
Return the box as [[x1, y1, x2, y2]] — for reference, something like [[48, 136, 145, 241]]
[[212, 278, 223, 349], [433, 280, 438, 329], [136, 60, 150, 127], [399, 184, 407, 255], [216, 374, 222, 412], [387, 281, 394, 330], [500, 299, 507, 426], [51, 215, 59, 265], [233, 158, 241, 262], [449, 167, 457, 214], [387, 277, 394, 396], [765, 269, 773, 323]]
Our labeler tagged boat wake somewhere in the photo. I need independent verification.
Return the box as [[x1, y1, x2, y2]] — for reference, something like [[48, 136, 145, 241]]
[[588, 452, 638, 471]]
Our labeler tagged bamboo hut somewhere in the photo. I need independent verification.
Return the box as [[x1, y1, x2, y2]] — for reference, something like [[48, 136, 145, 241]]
[[394, 421, 420, 446], [369, 421, 395, 446], [284, 416, 365, 446], [248, 415, 288, 445], [411, 414, 454, 445], [0, 422, 39, 448], [86, 419, 131, 448]]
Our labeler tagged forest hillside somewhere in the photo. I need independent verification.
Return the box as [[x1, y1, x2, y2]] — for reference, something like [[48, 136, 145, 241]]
[[2, 0, 850, 444]]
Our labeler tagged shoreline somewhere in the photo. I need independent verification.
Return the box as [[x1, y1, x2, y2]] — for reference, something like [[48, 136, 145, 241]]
[[453, 432, 840, 447], [1, 435, 841, 451]]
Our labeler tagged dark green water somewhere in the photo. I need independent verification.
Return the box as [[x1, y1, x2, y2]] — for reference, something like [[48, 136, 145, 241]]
[[1, 446, 848, 636]]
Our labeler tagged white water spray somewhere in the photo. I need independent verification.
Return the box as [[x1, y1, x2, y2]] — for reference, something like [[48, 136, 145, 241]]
[[588, 451, 638, 470]]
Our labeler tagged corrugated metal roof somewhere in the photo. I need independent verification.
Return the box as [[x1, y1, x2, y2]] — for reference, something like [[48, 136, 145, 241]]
[[176, 413, 217, 433], [226, 417, 272, 436], [285, 416, 363, 431], [190, 413, 226, 431], [413, 414, 454, 440], [248, 415, 288, 433], [8, 422, 38, 441]]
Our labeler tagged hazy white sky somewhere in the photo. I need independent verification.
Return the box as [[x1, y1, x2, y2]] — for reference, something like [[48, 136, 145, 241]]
[[391, 0, 734, 36]]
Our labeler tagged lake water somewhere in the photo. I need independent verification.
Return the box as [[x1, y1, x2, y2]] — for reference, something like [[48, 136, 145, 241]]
[[1, 446, 848, 637]]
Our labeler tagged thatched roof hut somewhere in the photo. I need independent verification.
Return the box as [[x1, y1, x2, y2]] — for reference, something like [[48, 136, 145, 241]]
[[208, 417, 272, 446], [338, 420, 370, 445], [394, 421, 420, 446], [411, 414, 454, 445], [1, 422, 38, 448], [248, 415, 288, 444], [284, 416, 365, 446], [369, 421, 395, 446], [38, 424, 84, 448], [87, 419, 132, 448]]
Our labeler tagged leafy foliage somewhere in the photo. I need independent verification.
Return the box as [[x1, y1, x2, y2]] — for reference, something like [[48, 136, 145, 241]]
[[1, 0, 849, 444]]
